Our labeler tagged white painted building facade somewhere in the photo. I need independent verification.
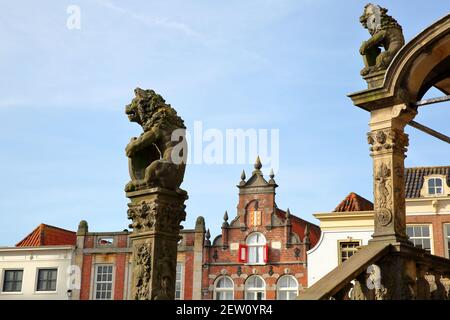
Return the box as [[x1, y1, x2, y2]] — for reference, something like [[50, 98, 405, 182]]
[[0, 246, 76, 300], [307, 167, 450, 287], [307, 211, 373, 286]]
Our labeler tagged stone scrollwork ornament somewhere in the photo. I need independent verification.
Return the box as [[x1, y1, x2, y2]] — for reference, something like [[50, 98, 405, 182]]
[[375, 162, 393, 226], [134, 242, 152, 300], [377, 208, 392, 226]]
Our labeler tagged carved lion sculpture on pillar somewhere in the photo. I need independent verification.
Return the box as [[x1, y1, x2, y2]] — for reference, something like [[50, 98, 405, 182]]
[[359, 3, 405, 76], [125, 88, 187, 192]]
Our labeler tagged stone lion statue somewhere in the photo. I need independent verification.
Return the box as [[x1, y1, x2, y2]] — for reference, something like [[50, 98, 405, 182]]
[[359, 4, 405, 76], [125, 88, 187, 192]]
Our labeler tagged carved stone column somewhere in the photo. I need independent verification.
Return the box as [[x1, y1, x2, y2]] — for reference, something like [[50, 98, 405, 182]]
[[367, 104, 417, 244], [123, 88, 188, 300], [127, 188, 187, 300]]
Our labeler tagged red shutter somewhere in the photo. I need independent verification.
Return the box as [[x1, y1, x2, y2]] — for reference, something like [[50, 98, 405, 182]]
[[238, 244, 247, 263], [263, 244, 269, 263]]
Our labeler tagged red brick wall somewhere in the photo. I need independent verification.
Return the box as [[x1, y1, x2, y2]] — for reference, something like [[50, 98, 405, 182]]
[[84, 235, 94, 248], [183, 252, 194, 300], [114, 253, 127, 300], [80, 254, 93, 300], [406, 214, 450, 258], [201, 188, 311, 300], [117, 235, 128, 248]]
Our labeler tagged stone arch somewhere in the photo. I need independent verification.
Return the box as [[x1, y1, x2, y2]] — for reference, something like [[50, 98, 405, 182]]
[[384, 14, 450, 101]]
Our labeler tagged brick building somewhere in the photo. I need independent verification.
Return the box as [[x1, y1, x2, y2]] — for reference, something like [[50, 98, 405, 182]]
[[71, 158, 321, 300], [0, 159, 321, 300], [72, 221, 132, 300], [196, 157, 321, 300]]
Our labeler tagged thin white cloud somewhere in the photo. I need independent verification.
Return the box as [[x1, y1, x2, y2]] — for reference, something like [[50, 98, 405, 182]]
[[0, 97, 29, 108], [96, 0, 200, 38]]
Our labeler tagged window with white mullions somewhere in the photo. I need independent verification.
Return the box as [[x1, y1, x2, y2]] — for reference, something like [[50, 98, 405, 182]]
[[446, 224, 450, 259], [2, 270, 23, 292], [214, 276, 234, 300], [246, 233, 266, 264], [428, 178, 443, 195], [36, 269, 57, 291], [94, 265, 113, 300], [277, 275, 298, 300], [407, 225, 432, 253], [245, 275, 265, 300], [175, 263, 183, 300]]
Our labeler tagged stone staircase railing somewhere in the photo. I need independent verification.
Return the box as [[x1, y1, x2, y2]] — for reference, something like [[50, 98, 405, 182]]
[[298, 242, 450, 300]]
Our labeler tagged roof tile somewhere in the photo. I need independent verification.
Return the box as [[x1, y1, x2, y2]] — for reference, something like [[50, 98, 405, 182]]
[[16, 224, 76, 247]]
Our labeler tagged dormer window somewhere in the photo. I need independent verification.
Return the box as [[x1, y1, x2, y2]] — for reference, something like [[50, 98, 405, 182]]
[[428, 178, 443, 195], [420, 174, 448, 198]]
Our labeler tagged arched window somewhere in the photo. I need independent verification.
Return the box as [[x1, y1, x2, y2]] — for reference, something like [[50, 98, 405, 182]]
[[214, 276, 234, 300], [245, 275, 265, 300], [277, 275, 298, 300], [246, 233, 267, 264], [428, 178, 443, 195]]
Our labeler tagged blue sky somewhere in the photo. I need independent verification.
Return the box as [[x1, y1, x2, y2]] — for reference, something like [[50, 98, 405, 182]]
[[0, 1, 449, 245]]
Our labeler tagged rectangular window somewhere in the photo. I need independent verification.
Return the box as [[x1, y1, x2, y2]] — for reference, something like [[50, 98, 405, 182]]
[[2, 270, 23, 292], [428, 178, 443, 195], [248, 246, 264, 264], [37, 269, 57, 291], [406, 225, 431, 253], [175, 263, 183, 300], [339, 241, 360, 263], [445, 224, 450, 258], [94, 265, 113, 300]]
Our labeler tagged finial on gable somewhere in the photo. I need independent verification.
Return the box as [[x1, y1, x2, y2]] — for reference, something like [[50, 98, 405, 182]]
[[240, 170, 246, 185], [222, 211, 229, 228], [253, 156, 263, 175], [269, 169, 276, 184], [205, 229, 211, 246]]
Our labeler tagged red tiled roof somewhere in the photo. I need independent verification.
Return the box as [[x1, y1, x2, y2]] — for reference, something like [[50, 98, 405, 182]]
[[334, 192, 374, 212], [15, 224, 76, 247], [275, 208, 321, 247]]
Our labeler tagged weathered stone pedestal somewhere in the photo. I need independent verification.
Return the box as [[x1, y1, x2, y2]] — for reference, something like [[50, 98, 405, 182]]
[[127, 187, 188, 300]]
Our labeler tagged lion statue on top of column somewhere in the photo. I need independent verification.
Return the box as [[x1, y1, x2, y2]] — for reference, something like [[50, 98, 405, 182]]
[[359, 3, 405, 76], [124, 88, 187, 192]]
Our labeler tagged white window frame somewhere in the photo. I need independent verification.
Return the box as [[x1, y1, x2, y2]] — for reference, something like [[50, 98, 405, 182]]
[[1, 269, 24, 294], [93, 264, 114, 300], [406, 224, 433, 254], [213, 276, 234, 300], [175, 262, 184, 300], [444, 224, 450, 259], [421, 175, 448, 197], [245, 275, 266, 300], [428, 177, 444, 195], [277, 275, 299, 300], [34, 267, 58, 293], [246, 233, 266, 265]]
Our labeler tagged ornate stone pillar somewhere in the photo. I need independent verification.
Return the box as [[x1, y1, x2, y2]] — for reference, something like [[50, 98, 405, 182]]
[[127, 188, 187, 300], [367, 104, 417, 244], [123, 88, 188, 300]]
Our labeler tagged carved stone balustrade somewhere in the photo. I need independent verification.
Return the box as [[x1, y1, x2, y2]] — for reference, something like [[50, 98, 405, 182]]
[[298, 241, 450, 300]]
